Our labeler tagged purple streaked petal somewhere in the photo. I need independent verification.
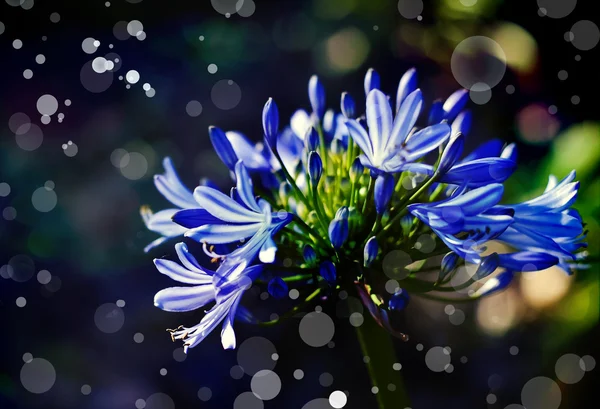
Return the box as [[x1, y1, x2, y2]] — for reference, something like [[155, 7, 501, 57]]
[[234, 161, 260, 212], [451, 110, 471, 137], [226, 131, 271, 171], [395, 68, 417, 114], [259, 236, 278, 263], [400, 123, 451, 163], [194, 186, 263, 223], [154, 175, 197, 209], [221, 294, 243, 349], [443, 89, 468, 121], [388, 89, 423, 150], [175, 242, 215, 275], [346, 119, 374, 161], [498, 251, 559, 272], [436, 184, 504, 216], [154, 258, 213, 285], [513, 212, 583, 238], [153, 284, 214, 312], [366, 89, 393, 158], [441, 158, 516, 186], [186, 222, 262, 244]]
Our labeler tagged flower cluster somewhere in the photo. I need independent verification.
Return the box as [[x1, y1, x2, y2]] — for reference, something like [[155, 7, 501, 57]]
[[142, 68, 586, 352]]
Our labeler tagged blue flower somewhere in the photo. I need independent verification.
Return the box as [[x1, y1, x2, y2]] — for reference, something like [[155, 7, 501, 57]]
[[141, 157, 201, 252], [175, 161, 291, 263], [345, 88, 451, 174], [154, 242, 216, 313], [496, 171, 584, 274], [157, 249, 265, 351], [154, 242, 265, 350], [408, 184, 513, 262], [143, 66, 586, 353]]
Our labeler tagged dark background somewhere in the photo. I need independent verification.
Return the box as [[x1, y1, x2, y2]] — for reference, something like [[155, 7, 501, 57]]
[[1, 1, 599, 408]]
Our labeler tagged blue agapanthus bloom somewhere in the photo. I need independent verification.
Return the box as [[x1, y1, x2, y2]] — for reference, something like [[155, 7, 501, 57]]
[[142, 68, 586, 352]]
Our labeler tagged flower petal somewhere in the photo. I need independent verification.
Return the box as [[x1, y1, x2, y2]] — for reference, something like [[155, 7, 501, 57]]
[[221, 295, 243, 349], [154, 258, 213, 285], [437, 184, 504, 216], [172, 208, 222, 228], [345, 119, 374, 162], [175, 242, 215, 275], [154, 285, 214, 312], [400, 123, 451, 163], [387, 88, 423, 152], [290, 109, 312, 139], [186, 222, 262, 244], [226, 131, 271, 171], [194, 186, 263, 223], [234, 161, 261, 212], [441, 158, 516, 187], [366, 89, 393, 159], [462, 139, 503, 162]]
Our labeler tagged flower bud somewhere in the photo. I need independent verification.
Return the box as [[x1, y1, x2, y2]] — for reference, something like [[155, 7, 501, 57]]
[[308, 75, 326, 118], [268, 277, 288, 299], [209, 126, 238, 170], [501, 143, 517, 162], [328, 206, 349, 249], [341, 92, 356, 119], [471, 270, 515, 298], [364, 68, 381, 96], [475, 252, 500, 280], [308, 151, 323, 186], [304, 126, 320, 152], [451, 110, 472, 137], [443, 89, 468, 121], [428, 100, 444, 125], [374, 173, 395, 214], [400, 214, 414, 236], [319, 261, 337, 285], [349, 157, 364, 182], [389, 289, 410, 311], [437, 133, 465, 175], [364, 237, 379, 267], [303, 245, 317, 264], [262, 97, 279, 148], [396, 67, 417, 113], [439, 252, 459, 281]]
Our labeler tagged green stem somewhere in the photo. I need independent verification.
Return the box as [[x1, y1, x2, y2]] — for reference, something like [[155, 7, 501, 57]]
[[292, 214, 332, 250], [376, 175, 439, 240], [362, 177, 374, 214], [272, 151, 311, 209], [355, 313, 411, 409], [311, 180, 331, 234]]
